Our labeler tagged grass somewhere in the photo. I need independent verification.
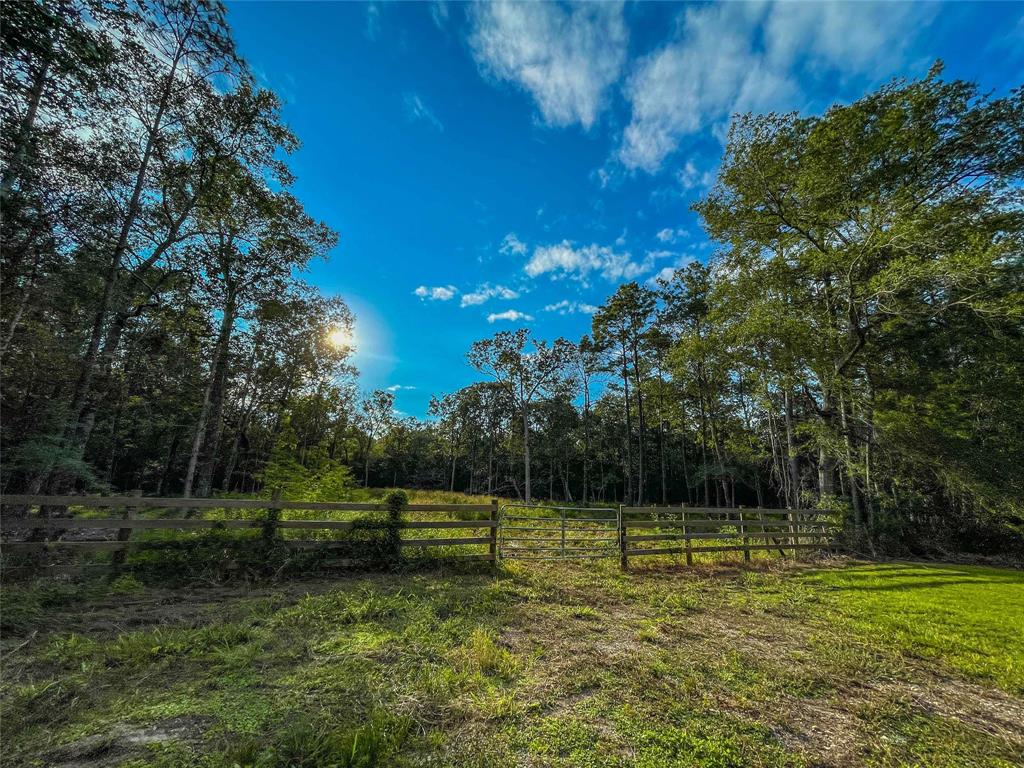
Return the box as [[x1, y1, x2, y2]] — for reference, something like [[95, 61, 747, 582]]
[[799, 563, 1024, 694], [2, 557, 1022, 767]]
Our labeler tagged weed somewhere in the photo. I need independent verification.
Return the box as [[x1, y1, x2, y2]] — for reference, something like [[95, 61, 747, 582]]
[[109, 573, 146, 594], [463, 627, 518, 678], [218, 711, 411, 768]]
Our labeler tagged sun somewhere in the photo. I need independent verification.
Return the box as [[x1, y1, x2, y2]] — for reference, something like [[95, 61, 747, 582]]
[[327, 326, 352, 350]]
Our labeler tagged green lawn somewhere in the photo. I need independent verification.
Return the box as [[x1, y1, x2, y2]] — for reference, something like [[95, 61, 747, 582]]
[[2, 559, 1022, 767], [800, 563, 1024, 694]]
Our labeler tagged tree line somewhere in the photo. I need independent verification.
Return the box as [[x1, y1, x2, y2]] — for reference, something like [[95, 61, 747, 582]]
[[3, 2, 1021, 551], [2, 0, 353, 501]]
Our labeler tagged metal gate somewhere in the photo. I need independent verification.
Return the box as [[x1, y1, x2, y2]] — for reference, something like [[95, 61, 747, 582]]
[[498, 504, 619, 561]]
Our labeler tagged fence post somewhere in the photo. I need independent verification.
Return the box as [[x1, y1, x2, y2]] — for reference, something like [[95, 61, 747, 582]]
[[681, 503, 692, 566], [618, 504, 628, 571], [263, 488, 282, 545], [560, 508, 566, 559], [740, 506, 750, 562], [489, 499, 498, 566], [112, 489, 141, 568], [788, 508, 797, 556]]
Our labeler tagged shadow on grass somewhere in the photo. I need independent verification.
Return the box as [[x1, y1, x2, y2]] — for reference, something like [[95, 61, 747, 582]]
[[803, 562, 1024, 592]]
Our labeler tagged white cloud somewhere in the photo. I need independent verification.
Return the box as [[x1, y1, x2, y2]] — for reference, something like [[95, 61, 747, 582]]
[[499, 232, 528, 256], [646, 254, 698, 286], [543, 299, 598, 315], [461, 283, 520, 307], [487, 309, 534, 323], [655, 227, 689, 244], [386, 384, 417, 392], [364, 3, 382, 41], [614, 228, 627, 247], [649, 267, 676, 285], [677, 159, 715, 191], [618, 4, 775, 172], [618, 2, 932, 172], [429, 0, 448, 30], [403, 93, 444, 132], [525, 241, 670, 283], [468, 0, 627, 129], [414, 285, 457, 301], [764, 2, 931, 74]]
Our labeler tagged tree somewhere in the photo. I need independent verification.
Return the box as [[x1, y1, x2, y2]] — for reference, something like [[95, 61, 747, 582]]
[[181, 151, 336, 498], [359, 390, 395, 487], [592, 282, 657, 504], [695, 63, 1024, 532], [468, 329, 572, 502], [567, 335, 602, 503]]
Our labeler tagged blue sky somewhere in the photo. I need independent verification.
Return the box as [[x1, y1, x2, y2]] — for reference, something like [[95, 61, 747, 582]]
[[226, 1, 1023, 417]]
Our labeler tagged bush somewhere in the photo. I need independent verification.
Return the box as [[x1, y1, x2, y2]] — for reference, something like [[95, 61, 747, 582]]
[[121, 528, 328, 585], [383, 489, 409, 517]]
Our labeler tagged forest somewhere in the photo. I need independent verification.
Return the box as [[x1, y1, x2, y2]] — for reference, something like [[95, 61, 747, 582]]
[[2, 0, 1022, 556]]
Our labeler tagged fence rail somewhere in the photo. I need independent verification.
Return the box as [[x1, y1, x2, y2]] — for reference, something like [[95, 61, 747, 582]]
[[617, 505, 837, 568], [0, 495, 493, 513], [1, 495, 500, 570], [1, 495, 839, 574]]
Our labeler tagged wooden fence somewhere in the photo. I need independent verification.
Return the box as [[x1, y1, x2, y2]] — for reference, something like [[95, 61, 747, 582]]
[[0, 496, 838, 575], [617, 505, 836, 569], [0, 495, 499, 573]]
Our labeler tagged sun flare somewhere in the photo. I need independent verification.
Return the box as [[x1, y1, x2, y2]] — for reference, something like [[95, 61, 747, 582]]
[[327, 326, 352, 350]]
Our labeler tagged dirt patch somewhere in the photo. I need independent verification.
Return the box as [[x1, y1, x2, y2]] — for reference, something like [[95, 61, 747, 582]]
[[866, 675, 1024, 747], [42, 716, 209, 767], [767, 696, 866, 766]]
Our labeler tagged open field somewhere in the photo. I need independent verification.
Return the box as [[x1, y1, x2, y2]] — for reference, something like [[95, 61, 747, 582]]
[[3, 558, 1022, 768]]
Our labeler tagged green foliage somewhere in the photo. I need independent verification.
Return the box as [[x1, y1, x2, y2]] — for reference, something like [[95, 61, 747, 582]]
[[2, 434, 100, 490], [689, 65, 1024, 548], [119, 528, 323, 585], [258, 449, 357, 502], [108, 574, 145, 595], [0, 579, 107, 634], [216, 711, 410, 768], [383, 489, 408, 517]]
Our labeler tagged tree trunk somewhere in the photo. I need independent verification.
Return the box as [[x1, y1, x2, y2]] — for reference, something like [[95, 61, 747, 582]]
[[783, 389, 800, 509], [62, 42, 185, 454], [184, 296, 236, 498], [698, 389, 711, 506], [156, 428, 182, 496], [522, 399, 531, 502], [631, 343, 646, 506], [196, 292, 237, 497], [1, 57, 50, 203], [657, 376, 667, 505], [838, 390, 863, 525], [487, 420, 495, 496], [582, 387, 591, 504], [620, 340, 632, 505], [818, 446, 836, 496], [364, 437, 373, 486]]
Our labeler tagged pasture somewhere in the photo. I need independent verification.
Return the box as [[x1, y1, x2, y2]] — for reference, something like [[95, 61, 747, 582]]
[[3, 557, 1022, 767]]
